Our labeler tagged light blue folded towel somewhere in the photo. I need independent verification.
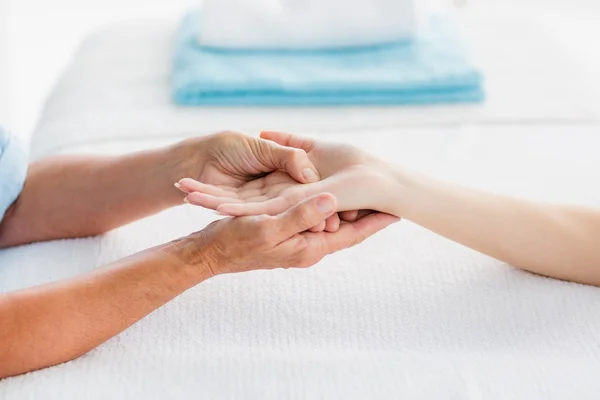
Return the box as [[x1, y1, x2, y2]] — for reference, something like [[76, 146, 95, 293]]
[[172, 12, 484, 106]]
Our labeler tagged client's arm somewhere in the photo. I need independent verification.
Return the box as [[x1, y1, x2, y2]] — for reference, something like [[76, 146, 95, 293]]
[[179, 131, 600, 287], [0, 131, 320, 248], [388, 168, 600, 285], [0, 194, 398, 379]]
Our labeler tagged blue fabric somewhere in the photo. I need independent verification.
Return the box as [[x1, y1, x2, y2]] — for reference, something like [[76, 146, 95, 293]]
[[0, 127, 28, 222], [172, 11, 484, 106]]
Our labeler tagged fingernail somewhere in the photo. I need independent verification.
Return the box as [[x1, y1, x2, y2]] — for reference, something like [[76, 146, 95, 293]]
[[174, 182, 181, 189], [317, 198, 334, 214], [183, 197, 189, 204], [302, 168, 318, 183]]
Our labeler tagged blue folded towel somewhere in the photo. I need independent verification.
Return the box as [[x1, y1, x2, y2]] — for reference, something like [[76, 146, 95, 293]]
[[172, 12, 484, 106]]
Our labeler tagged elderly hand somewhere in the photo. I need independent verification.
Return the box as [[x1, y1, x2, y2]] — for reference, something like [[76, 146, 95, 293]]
[[179, 193, 399, 276], [176, 131, 398, 220], [174, 130, 320, 187]]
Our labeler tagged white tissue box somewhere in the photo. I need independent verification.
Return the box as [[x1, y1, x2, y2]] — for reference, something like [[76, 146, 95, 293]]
[[198, 0, 434, 51]]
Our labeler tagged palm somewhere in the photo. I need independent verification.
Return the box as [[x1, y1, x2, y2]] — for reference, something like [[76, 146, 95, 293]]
[[198, 159, 265, 189], [188, 170, 300, 206], [179, 132, 389, 217]]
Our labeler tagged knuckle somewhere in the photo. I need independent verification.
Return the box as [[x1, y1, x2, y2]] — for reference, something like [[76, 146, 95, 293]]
[[296, 206, 317, 228], [283, 148, 306, 171], [295, 237, 310, 254], [206, 220, 221, 231], [213, 130, 243, 145], [253, 216, 274, 244], [291, 239, 311, 267], [289, 148, 305, 163]]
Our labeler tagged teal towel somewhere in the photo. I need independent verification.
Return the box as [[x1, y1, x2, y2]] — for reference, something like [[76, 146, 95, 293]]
[[172, 12, 484, 106]]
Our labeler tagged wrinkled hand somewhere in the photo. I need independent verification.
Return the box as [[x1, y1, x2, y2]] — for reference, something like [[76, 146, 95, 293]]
[[184, 193, 399, 276], [177, 130, 320, 188], [177, 131, 396, 220]]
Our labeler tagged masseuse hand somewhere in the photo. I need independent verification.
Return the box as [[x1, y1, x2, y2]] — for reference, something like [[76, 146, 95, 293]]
[[180, 193, 399, 275], [176, 131, 398, 220], [174, 130, 341, 232], [176, 130, 319, 188]]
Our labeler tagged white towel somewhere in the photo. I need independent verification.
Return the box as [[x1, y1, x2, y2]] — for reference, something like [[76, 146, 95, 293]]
[[198, 0, 430, 51]]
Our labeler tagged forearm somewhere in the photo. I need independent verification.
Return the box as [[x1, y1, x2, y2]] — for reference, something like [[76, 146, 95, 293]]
[[390, 168, 600, 285], [0, 144, 190, 248], [0, 238, 214, 379]]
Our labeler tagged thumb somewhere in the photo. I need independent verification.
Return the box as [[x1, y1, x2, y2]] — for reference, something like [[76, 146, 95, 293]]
[[274, 193, 337, 239], [258, 139, 320, 184]]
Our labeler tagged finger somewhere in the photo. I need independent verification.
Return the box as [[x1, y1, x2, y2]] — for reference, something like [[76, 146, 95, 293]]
[[309, 221, 327, 233], [321, 212, 400, 253], [176, 178, 238, 198], [275, 212, 398, 269], [260, 131, 316, 153], [257, 139, 320, 184], [355, 210, 375, 220], [340, 210, 374, 223], [339, 210, 359, 222], [217, 196, 290, 216], [273, 193, 337, 239], [185, 192, 242, 210], [324, 213, 340, 232]]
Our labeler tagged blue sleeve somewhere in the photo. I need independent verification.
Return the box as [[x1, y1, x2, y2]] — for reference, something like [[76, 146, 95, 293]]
[[0, 127, 28, 222]]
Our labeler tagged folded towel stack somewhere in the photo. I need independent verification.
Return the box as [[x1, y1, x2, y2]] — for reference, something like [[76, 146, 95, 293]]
[[171, 3, 484, 107], [198, 0, 425, 52]]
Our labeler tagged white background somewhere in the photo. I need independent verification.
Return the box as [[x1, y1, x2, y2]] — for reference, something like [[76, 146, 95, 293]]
[[1, 0, 599, 142], [0, 0, 198, 141]]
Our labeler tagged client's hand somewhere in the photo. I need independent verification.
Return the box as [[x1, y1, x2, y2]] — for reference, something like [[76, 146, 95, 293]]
[[177, 131, 397, 219], [184, 193, 399, 275]]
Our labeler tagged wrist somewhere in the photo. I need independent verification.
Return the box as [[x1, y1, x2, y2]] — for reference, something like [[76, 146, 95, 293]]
[[164, 233, 223, 280], [382, 165, 423, 217], [169, 136, 212, 179], [161, 138, 209, 202]]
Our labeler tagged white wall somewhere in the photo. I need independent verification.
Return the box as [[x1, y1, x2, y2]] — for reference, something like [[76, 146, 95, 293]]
[[472, 0, 598, 7], [0, 0, 11, 125], [2, 0, 198, 141]]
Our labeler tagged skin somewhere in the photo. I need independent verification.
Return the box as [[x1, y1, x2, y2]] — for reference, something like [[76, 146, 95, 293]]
[[179, 131, 600, 287], [0, 131, 398, 379], [0, 130, 331, 248]]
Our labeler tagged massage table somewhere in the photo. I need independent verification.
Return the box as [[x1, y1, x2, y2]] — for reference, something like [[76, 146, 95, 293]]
[[2, 3, 600, 399]]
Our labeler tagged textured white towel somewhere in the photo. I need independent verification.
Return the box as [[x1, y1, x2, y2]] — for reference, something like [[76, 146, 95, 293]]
[[3, 127, 600, 400], [198, 0, 426, 50]]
